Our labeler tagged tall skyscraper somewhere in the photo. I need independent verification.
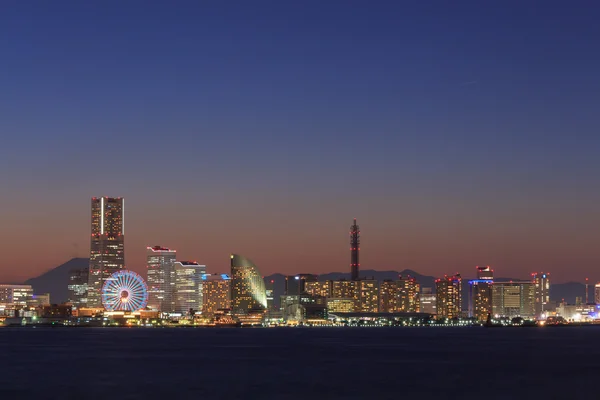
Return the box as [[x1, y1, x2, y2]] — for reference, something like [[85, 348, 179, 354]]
[[533, 272, 550, 318], [202, 274, 231, 314], [358, 279, 379, 312], [595, 283, 600, 304], [350, 219, 360, 280], [420, 287, 436, 315], [492, 281, 535, 318], [397, 276, 420, 312], [174, 261, 207, 314], [230, 254, 267, 314], [469, 266, 494, 321], [87, 197, 125, 307], [435, 274, 462, 319], [379, 280, 400, 313], [285, 274, 317, 295], [305, 281, 332, 298], [146, 246, 177, 312], [67, 268, 89, 308]]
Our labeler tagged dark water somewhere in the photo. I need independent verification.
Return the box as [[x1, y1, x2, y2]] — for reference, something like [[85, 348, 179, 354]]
[[1, 326, 598, 399]]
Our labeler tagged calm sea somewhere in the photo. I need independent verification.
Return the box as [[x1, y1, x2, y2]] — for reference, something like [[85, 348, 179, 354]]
[[0, 326, 598, 399]]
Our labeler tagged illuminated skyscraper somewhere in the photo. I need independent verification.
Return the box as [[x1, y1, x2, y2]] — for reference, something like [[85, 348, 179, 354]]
[[420, 287, 436, 315], [350, 219, 360, 280], [492, 281, 535, 318], [305, 281, 332, 298], [533, 272, 550, 317], [202, 274, 231, 314], [435, 274, 462, 319], [595, 283, 600, 304], [146, 246, 177, 312], [174, 261, 207, 314], [87, 197, 125, 308], [332, 280, 359, 311], [67, 268, 89, 308], [397, 276, 420, 312], [358, 280, 379, 312], [230, 254, 267, 314], [379, 280, 400, 312], [265, 279, 275, 310], [469, 266, 494, 321]]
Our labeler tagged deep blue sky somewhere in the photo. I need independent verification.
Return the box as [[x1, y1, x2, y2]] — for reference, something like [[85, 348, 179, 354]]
[[1, 1, 599, 283]]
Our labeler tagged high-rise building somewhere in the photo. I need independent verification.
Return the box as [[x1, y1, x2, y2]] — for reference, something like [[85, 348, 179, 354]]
[[331, 280, 359, 311], [469, 266, 494, 321], [67, 268, 89, 308], [358, 280, 379, 313], [435, 274, 462, 319], [87, 197, 125, 307], [285, 274, 318, 295], [327, 298, 356, 313], [174, 261, 207, 314], [350, 219, 360, 280], [305, 281, 332, 298], [595, 283, 600, 304], [533, 272, 550, 317], [146, 246, 177, 312], [265, 279, 275, 310], [420, 287, 436, 315], [202, 274, 231, 314], [492, 281, 536, 318], [230, 254, 267, 314], [0, 284, 33, 315], [379, 280, 400, 313], [397, 276, 420, 312]]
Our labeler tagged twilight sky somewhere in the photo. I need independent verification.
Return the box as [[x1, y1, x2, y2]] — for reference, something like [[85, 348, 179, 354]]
[[1, 1, 599, 284]]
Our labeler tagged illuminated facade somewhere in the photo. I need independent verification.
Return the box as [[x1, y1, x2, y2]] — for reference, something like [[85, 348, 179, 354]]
[[327, 298, 356, 313], [397, 276, 420, 312], [146, 246, 177, 312], [595, 283, 600, 304], [285, 274, 317, 295], [331, 280, 359, 311], [230, 254, 267, 314], [379, 280, 400, 312], [492, 281, 536, 318], [420, 287, 436, 315], [265, 279, 275, 310], [358, 280, 379, 312], [202, 274, 231, 314], [469, 266, 494, 321], [0, 284, 33, 315], [533, 272, 550, 318], [435, 274, 462, 319], [305, 281, 332, 298], [88, 197, 125, 307], [174, 261, 207, 314], [68, 268, 89, 308]]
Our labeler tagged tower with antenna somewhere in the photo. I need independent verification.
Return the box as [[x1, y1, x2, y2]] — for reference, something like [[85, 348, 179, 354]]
[[350, 218, 360, 281]]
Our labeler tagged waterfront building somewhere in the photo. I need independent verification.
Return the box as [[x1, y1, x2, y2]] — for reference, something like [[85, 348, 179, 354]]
[[595, 283, 600, 304], [379, 280, 400, 312], [469, 266, 494, 321], [533, 272, 550, 318], [146, 246, 177, 312], [0, 284, 33, 315], [174, 261, 207, 314], [331, 280, 358, 311], [305, 281, 332, 298], [397, 276, 420, 312], [420, 287, 436, 315], [285, 274, 317, 295], [327, 298, 356, 313], [202, 274, 231, 314], [88, 197, 125, 307], [358, 279, 379, 312], [68, 268, 89, 308], [265, 279, 275, 310], [492, 281, 536, 318], [435, 274, 462, 319], [27, 293, 51, 308], [350, 218, 360, 280], [230, 254, 267, 314]]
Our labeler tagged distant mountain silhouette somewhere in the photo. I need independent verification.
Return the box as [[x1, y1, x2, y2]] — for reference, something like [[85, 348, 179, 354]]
[[25, 259, 588, 307], [24, 258, 88, 303]]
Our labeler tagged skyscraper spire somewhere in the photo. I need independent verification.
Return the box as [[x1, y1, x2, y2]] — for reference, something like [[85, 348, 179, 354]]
[[350, 218, 360, 281]]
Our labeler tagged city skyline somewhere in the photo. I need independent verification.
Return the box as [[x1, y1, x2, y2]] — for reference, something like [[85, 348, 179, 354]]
[[2, 3, 599, 283]]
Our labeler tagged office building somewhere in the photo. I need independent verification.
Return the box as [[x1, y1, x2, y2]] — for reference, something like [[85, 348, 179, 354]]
[[331, 280, 359, 311], [492, 281, 536, 318], [0, 284, 33, 315], [265, 279, 275, 310], [68, 268, 89, 308], [174, 261, 207, 314], [202, 274, 231, 314], [358, 279, 379, 312], [469, 266, 494, 321], [420, 287, 436, 315], [397, 276, 420, 312], [88, 197, 125, 307], [230, 254, 267, 314], [533, 272, 550, 318], [146, 246, 177, 312], [327, 298, 356, 313], [27, 293, 51, 308], [435, 274, 462, 319], [379, 280, 400, 312], [595, 283, 600, 304], [285, 274, 317, 295], [305, 281, 332, 298]]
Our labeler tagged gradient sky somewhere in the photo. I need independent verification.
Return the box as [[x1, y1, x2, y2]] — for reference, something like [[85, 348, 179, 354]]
[[1, 1, 599, 284]]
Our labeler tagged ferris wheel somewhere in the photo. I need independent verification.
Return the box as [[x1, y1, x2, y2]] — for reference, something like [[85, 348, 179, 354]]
[[101, 270, 148, 312]]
